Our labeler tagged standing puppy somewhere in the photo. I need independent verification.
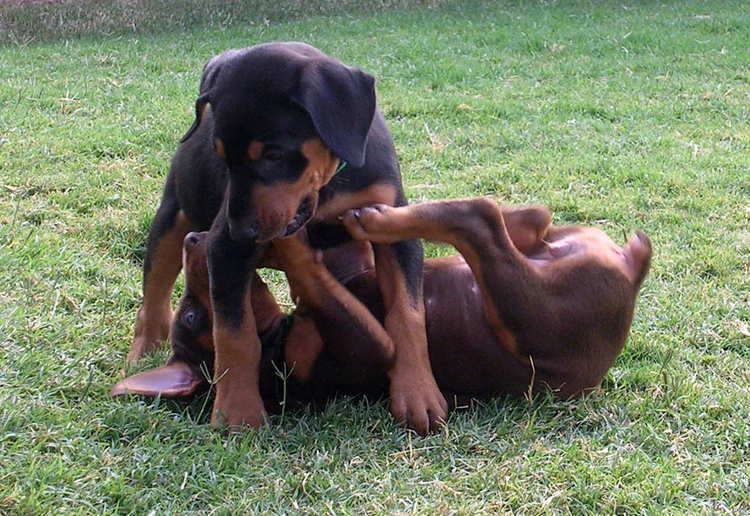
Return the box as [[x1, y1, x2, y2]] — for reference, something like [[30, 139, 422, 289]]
[[129, 42, 446, 434]]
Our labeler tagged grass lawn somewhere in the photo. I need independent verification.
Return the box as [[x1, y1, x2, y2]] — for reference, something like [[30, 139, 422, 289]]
[[1, 0, 749, 513]]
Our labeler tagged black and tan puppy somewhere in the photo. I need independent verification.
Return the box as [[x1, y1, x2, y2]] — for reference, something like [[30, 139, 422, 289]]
[[129, 42, 445, 434], [114, 199, 652, 420]]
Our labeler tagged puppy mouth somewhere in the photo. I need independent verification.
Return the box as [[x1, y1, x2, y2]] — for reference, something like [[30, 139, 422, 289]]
[[282, 194, 317, 238]]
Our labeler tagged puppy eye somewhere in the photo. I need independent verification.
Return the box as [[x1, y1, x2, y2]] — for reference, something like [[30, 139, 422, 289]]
[[182, 311, 196, 328], [263, 148, 284, 162]]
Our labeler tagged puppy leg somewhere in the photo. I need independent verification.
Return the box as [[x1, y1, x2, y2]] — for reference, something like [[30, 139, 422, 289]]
[[250, 273, 285, 335], [207, 223, 269, 430], [343, 199, 551, 358], [130, 195, 192, 363], [273, 235, 395, 381], [343, 201, 550, 250], [371, 238, 447, 435]]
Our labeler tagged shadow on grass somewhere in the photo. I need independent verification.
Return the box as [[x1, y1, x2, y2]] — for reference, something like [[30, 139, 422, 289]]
[[115, 384, 610, 442]]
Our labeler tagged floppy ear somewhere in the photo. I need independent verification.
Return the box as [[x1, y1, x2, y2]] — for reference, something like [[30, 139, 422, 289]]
[[180, 94, 211, 143], [180, 54, 226, 143], [110, 361, 206, 398], [292, 60, 376, 168]]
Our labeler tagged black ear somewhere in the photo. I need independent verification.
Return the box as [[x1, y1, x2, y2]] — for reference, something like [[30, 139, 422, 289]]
[[292, 60, 376, 168], [180, 93, 210, 143], [180, 54, 225, 143]]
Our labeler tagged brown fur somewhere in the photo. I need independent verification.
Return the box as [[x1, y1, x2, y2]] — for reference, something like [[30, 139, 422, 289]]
[[114, 200, 651, 426]]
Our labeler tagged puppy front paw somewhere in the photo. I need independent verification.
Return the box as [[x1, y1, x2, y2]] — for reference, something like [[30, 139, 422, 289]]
[[211, 391, 267, 432], [128, 305, 172, 364]]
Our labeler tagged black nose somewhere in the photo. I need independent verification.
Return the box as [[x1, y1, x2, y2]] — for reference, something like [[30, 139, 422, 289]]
[[228, 219, 259, 242], [183, 232, 202, 251]]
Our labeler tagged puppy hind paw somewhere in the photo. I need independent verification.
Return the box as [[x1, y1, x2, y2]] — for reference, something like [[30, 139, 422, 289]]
[[341, 204, 394, 242]]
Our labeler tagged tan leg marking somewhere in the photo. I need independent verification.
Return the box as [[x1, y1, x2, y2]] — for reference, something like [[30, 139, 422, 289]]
[[273, 235, 395, 378], [250, 273, 284, 334], [283, 314, 324, 383], [211, 288, 266, 430], [372, 242, 448, 436], [129, 210, 191, 364]]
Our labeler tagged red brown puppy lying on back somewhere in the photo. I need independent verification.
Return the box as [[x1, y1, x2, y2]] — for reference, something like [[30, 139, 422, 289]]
[[113, 199, 652, 424]]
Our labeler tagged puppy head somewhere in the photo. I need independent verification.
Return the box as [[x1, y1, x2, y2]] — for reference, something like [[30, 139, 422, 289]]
[[111, 232, 214, 399], [182, 43, 377, 243], [171, 232, 215, 363], [528, 225, 652, 351]]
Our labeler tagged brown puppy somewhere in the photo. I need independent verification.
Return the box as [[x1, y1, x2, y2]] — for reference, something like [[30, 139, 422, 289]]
[[113, 199, 651, 415]]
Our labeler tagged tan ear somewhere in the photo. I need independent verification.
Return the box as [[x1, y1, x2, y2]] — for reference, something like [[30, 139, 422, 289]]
[[111, 361, 205, 399], [501, 205, 552, 253]]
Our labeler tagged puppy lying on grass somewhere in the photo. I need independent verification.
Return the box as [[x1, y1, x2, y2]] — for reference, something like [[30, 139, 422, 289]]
[[113, 199, 651, 426]]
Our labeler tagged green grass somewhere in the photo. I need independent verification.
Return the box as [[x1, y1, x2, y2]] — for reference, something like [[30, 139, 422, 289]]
[[0, 0, 450, 45], [2, 0, 749, 513]]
